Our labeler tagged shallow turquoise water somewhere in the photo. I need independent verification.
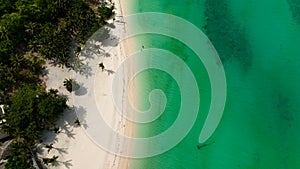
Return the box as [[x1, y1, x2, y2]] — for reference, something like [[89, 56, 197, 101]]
[[128, 0, 300, 168]]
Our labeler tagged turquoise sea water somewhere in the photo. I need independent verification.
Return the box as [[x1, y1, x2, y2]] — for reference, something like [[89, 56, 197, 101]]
[[127, 0, 300, 168]]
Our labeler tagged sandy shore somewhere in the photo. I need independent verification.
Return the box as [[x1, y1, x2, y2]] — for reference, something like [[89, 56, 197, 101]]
[[39, 0, 135, 168]]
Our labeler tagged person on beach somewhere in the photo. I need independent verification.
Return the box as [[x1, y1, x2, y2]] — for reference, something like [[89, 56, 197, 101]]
[[99, 62, 105, 71]]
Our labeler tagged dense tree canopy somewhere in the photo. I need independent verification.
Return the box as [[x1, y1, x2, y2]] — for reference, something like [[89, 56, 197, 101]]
[[2, 85, 68, 142], [4, 141, 35, 169], [0, 0, 17, 16], [0, 0, 115, 167], [0, 0, 114, 100], [2, 85, 67, 168]]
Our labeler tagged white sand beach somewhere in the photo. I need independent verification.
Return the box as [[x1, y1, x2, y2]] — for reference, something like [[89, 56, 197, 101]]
[[39, 0, 135, 168]]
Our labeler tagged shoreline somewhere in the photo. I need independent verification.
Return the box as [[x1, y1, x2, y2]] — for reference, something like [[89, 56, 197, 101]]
[[40, 0, 135, 168], [97, 0, 138, 168]]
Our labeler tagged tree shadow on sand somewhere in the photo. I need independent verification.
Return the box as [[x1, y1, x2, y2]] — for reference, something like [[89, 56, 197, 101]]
[[54, 147, 68, 155], [101, 34, 119, 47], [41, 130, 59, 144], [40, 108, 79, 144], [59, 159, 73, 169], [73, 106, 88, 129], [61, 106, 88, 130], [104, 69, 115, 76], [106, 22, 116, 29], [81, 39, 107, 59], [75, 84, 88, 96], [70, 27, 120, 78], [71, 56, 94, 78], [60, 125, 75, 139]]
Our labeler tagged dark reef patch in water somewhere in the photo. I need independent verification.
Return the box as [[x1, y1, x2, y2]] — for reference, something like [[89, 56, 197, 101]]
[[274, 93, 293, 131], [204, 0, 252, 72], [287, 0, 300, 24]]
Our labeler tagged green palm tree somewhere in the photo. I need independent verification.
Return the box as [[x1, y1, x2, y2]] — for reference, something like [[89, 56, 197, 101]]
[[74, 118, 81, 126], [10, 54, 25, 71], [44, 143, 54, 153], [63, 78, 80, 92], [42, 155, 59, 166]]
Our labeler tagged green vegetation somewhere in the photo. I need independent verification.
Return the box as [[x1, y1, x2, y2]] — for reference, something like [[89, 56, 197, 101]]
[[2, 85, 68, 168], [53, 126, 61, 134], [44, 143, 54, 153], [63, 78, 80, 92], [0, 0, 114, 168], [2, 85, 68, 142], [4, 141, 35, 169], [42, 155, 59, 166], [74, 118, 81, 126], [98, 2, 115, 24], [0, 0, 115, 100]]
